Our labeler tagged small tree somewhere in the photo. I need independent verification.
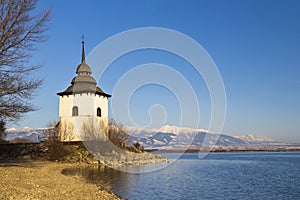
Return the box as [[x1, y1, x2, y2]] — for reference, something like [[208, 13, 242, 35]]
[[58, 120, 76, 142], [134, 141, 141, 149], [104, 120, 131, 147], [44, 120, 73, 161], [81, 119, 106, 142]]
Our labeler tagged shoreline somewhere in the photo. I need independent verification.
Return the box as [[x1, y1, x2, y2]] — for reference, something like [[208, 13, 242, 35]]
[[1, 142, 299, 199], [146, 147, 300, 154], [149, 149, 300, 154], [0, 160, 121, 200], [1, 151, 299, 199]]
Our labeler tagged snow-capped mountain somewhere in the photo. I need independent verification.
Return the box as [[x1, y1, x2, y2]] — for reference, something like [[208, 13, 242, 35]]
[[5, 127, 48, 143], [158, 125, 210, 134], [126, 125, 209, 136], [126, 125, 276, 149], [235, 133, 273, 143], [4, 125, 276, 149]]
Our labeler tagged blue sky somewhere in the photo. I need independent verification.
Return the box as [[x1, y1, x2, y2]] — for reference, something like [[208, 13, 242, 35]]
[[15, 0, 300, 142]]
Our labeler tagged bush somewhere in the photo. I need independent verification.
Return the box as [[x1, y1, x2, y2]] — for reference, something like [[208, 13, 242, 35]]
[[44, 140, 70, 161], [103, 120, 131, 147], [134, 141, 140, 149], [43, 121, 73, 161], [10, 137, 33, 143]]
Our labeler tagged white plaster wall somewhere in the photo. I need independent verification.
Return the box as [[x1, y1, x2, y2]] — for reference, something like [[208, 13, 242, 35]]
[[59, 95, 73, 117], [59, 94, 109, 118], [93, 95, 109, 118], [59, 93, 109, 141]]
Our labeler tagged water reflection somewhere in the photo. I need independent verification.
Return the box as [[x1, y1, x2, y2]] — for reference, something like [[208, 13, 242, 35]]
[[62, 165, 131, 194], [61, 162, 170, 198], [61, 152, 300, 200]]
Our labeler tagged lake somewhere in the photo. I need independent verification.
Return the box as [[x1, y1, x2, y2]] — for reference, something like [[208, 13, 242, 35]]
[[62, 152, 300, 200]]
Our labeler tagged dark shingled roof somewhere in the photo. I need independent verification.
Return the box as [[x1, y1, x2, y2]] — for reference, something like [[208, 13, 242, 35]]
[[57, 70, 111, 97], [57, 83, 110, 97], [57, 40, 111, 97], [76, 62, 92, 74], [71, 75, 97, 85]]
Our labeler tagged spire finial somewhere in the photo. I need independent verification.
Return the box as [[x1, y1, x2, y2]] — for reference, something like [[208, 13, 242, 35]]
[[81, 35, 85, 63]]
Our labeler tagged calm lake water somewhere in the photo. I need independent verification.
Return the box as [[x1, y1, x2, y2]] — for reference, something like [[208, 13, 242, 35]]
[[62, 152, 300, 200]]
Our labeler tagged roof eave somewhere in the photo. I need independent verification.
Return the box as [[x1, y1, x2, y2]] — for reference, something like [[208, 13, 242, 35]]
[[57, 91, 111, 97]]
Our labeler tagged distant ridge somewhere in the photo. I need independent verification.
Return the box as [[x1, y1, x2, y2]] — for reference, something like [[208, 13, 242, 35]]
[[4, 125, 288, 150], [125, 125, 280, 149], [5, 127, 47, 143]]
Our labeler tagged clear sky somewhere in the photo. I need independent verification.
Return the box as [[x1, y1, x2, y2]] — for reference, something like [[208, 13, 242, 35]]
[[14, 0, 300, 142]]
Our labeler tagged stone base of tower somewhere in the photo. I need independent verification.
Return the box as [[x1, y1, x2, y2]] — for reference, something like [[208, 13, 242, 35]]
[[58, 116, 108, 142]]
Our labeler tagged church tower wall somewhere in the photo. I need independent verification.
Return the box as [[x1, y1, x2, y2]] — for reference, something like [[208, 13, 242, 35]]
[[57, 39, 111, 141], [59, 94, 108, 117]]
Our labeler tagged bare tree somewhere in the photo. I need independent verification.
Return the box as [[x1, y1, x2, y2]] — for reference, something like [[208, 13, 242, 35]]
[[58, 120, 76, 142], [45, 120, 73, 161], [44, 120, 58, 141], [0, 0, 51, 122], [81, 119, 107, 142], [105, 120, 131, 147]]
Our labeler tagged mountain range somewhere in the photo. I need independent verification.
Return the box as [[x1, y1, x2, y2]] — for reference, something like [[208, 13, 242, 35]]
[[4, 125, 282, 150], [5, 127, 47, 143], [125, 125, 281, 149]]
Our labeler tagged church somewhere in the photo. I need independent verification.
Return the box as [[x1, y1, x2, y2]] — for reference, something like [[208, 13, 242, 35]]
[[57, 39, 111, 141]]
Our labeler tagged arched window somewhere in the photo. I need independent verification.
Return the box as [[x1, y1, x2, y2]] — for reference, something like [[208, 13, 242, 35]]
[[97, 107, 101, 117], [72, 106, 78, 116]]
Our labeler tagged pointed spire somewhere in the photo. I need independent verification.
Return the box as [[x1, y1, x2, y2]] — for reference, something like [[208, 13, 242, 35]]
[[81, 35, 85, 63]]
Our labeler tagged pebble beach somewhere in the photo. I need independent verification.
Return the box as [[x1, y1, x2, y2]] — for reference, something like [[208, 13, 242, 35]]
[[0, 161, 121, 200]]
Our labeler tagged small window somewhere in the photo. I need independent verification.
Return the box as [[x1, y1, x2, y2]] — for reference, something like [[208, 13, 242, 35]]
[[97, 107, 101, 117], [72, 106, 78, 116]]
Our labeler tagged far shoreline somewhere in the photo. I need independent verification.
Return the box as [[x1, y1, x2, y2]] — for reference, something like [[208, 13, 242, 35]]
[[147, 148, 300, 154]]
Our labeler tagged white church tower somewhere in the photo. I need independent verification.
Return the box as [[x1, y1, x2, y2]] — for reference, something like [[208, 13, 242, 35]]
[[57, 39, 111, 141]]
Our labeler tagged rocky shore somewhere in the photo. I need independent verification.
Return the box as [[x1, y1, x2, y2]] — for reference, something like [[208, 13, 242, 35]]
[[0, 161, 121, 200], [95, 150, 168, 168]]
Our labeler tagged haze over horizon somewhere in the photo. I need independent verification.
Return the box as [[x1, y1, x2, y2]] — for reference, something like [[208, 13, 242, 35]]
[[9, 0, 300, 143]]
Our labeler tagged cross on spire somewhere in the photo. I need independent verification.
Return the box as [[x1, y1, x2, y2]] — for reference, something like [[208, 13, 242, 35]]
[[81, 35, 85, 63]]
